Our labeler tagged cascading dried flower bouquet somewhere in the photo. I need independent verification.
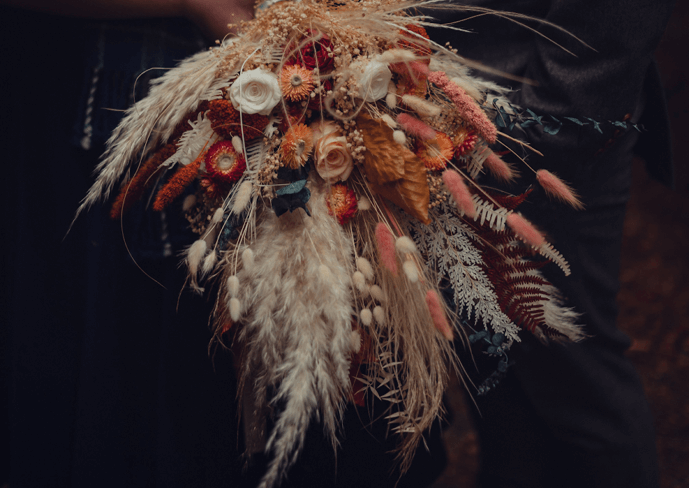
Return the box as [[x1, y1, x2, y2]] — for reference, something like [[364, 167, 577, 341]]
[[76, 0, 585, 486]]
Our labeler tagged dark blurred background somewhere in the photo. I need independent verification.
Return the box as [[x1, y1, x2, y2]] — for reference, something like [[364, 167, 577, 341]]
[[432, 2, 689, 487]]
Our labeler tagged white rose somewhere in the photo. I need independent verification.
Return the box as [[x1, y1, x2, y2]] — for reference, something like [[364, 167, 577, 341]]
[[229, 69, 282, 116], [311, 121, 354, 182], [357, 60, 392, 102]]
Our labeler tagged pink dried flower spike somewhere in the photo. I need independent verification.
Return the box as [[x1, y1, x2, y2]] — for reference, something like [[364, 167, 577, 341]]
[[536, 169, 584, 210], [506, 212, 545, 248], [442, 169, 476, 218], [375, 222, 398, 276]]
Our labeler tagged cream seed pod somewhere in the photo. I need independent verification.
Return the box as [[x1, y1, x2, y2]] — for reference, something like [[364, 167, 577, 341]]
[[356, 257, 374, 281], [360, 308, 373, 326], [369, 285, 385, 303], [395, 236, 417, 254], [227, 275, 240, 298], [372, 306, 385, 325], [353, 271, 367, 292], [403, 260, 419, 283]]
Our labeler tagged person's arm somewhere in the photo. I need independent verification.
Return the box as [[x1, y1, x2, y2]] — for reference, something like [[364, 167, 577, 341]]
[[0, 0, 256, 39]]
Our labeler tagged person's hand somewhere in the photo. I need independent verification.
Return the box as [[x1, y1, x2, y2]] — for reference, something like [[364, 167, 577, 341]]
[[181, 0, 256, 41]]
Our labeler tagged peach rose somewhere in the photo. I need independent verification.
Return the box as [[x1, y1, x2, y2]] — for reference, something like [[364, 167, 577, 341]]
[[311, 121, 354, 182]]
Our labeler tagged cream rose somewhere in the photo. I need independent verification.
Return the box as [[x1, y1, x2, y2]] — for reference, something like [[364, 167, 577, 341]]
[[357, 59, 392, 102], [311, 121, 354, 182], [229, 69, 282, 116]]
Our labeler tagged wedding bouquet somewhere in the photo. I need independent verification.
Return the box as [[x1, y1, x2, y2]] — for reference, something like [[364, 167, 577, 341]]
[[76, 1, 583, 486]]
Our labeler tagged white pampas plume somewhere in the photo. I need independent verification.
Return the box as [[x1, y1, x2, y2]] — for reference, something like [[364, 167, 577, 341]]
[[182, 194, 197, 212], [242, 248, 255, 273], [353, 271, 367, 292], [350, 330, 362, 354], [236, 180, 354, 488], [229, 297, 242, 322], [360, 308, 373, 326], [227, 275, 240, 298], [395, 236, 417, 254], [74, 49, 230, 223], [232, 135, 244, 154], [403, 260, 419, 283], [232, 180, 253, 215], [369, 285, 385, 303], [393, 130, 407, 146], [357, 196, 371, 211], [187, 239, 207, 276], [373, 306, 385, 324], [355, 257, 374, 281], [202, 250, 217, 276], [401, 94, 442, 118], [212, 207, 225, 224], [319, 264, 334, 285]]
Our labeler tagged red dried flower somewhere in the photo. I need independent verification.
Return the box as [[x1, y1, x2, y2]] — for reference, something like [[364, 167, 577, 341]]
[[397, 24, 432, 59], [286, 30, 334, 72], [453, 127, 478, 158], [207, 99, 270, 140], [205, 141, 246, 185], [326, 183, 358, 225]]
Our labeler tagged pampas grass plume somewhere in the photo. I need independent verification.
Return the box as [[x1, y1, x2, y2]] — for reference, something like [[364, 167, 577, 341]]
[[242, 248, 255, 272], [350, 330, 362, 354], [425, 290, 453, 340], [356, 257, 374, 281], [396, 113, 436, 141], [484, 151, 515, 182], [536, 169, 583, 210], [227, 275, 240, 298], [373, 306, 385, 324], [187, 239, 207, 276], [229, 297, 241, 322], [507, 212, 545, 248], [403, 260, 419, 283], [379, 48, 417, 65], [442, 169, 476, 218], [395, 236, 417, 254], [232, 180, 253, 215], [319, 264, 334, 285], [353, 271, 367, 292], [375, 222, 398, 276], [360, 308, 373, 326]]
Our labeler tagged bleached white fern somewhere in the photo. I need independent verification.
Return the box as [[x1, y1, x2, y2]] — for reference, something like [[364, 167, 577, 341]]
[[403, 203, 520, 342]]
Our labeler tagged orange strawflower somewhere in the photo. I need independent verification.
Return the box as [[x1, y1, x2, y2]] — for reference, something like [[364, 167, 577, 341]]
[[416, 132, 454, 171], [280, 65, 315, 102], [326, 183, 358, 225], [280, 123, 314, 169], [452, 127, 478, 158]]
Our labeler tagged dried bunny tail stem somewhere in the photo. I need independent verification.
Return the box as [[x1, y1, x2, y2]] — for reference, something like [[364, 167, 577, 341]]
[[506, 212, 545, 248], [375, 222, 398, 276], [427, 70, 497, 144], [442, 169, 476, 218], [484, 151, 516, 182], [425, 290, 453, 340], [396, 113, 436, 140], [401, 94, 442, 118], [536, 169, 584, 210]]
